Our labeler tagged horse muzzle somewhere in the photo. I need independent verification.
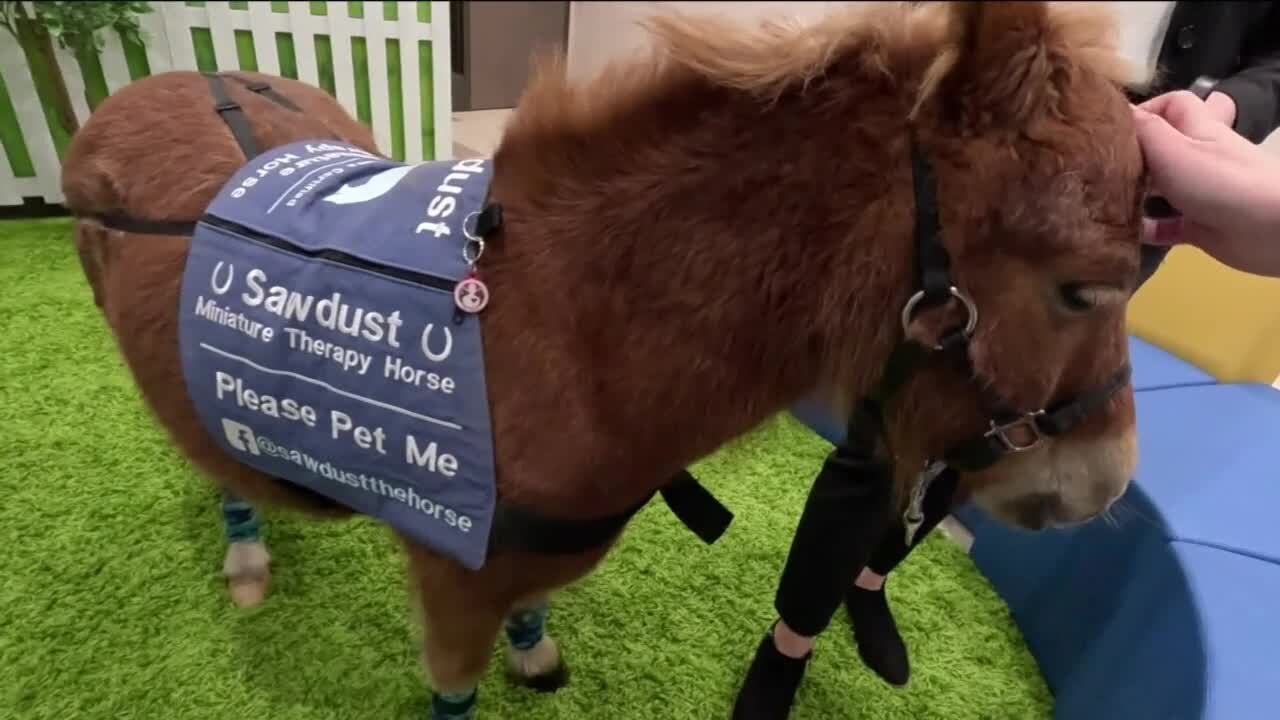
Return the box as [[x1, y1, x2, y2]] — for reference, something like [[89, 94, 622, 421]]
[[969, 426, 1137, 531]]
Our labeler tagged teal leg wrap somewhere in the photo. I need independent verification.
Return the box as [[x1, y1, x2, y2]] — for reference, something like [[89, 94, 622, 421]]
[[221, 493, 260, 543], [504, 601, 549, 651], [430, 688, 477, 720]]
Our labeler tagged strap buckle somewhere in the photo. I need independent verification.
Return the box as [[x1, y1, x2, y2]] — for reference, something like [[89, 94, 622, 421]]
[[984, 410, 1047, 453]]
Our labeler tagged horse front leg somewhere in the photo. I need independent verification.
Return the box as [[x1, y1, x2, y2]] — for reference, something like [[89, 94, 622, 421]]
[[503, 595, 569, 692], [220, 491, 271, 607]]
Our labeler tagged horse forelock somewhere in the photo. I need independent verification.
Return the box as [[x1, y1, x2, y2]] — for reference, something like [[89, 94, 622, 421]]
[[506, 1, 1142, 145]]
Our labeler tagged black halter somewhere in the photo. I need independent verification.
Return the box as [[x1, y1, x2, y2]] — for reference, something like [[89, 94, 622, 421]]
[[844, 132, 1132, 475]]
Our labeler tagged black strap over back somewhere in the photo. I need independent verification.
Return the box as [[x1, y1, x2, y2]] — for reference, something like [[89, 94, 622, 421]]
[[221, 73, 303, 112], [74, 71, 734, 559], [204, 72, 264, 159], [80, 72, 296, 235], [74, 213, 199, 237]]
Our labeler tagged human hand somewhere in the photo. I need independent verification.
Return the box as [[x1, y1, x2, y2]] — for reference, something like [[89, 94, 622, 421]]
[[1134, 91, 1280, 278], [1203, 90, 1237, 127]]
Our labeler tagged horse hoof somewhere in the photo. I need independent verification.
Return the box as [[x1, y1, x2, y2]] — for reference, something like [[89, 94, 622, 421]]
[[223, 540, 271, 608], [515, 661, 569, 694], [506, 636, 569, 693], [228, 574, 270, 608]]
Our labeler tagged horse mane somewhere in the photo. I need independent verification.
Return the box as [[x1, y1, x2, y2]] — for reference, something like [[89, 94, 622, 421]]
[[503, 1, 1143, 145]]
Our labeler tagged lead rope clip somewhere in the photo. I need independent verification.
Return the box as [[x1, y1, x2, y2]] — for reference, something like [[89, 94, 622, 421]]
[[903, 460, 948, 546], [454, 211, 491, 315]]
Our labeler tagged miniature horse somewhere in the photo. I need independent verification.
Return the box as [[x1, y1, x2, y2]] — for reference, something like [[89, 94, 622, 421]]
[[61, 1, 1146, 717]]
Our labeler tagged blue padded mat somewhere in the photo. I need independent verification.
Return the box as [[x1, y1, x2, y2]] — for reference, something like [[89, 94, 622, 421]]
[[1118, 382, 1280, 564], [1127, 335, 1216, 391], [1050, 542, 1280, 720], [788, 396, 847, 448], [953, 382, 1280, 720], [952, 506, 1280, 720], [790, 335, 1218, 448]]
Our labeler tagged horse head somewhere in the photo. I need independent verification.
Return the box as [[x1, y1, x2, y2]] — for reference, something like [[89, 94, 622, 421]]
[[503, 0, 1146, 532], [646, 0, 1146, 530], [875, 1, 1146, 530]]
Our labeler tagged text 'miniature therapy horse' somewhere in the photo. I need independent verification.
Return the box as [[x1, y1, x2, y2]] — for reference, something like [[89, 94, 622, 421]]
[[62, 1, 1146, 716]]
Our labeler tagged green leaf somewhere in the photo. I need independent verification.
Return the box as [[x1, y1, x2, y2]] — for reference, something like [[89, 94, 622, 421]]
[[21, 1, 156, 57]]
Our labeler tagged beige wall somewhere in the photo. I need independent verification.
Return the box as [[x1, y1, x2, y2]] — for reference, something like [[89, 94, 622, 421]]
[[566, 1, 852, 82], [565, 2, 1175, 81], [565, 1, 1279, 150], [459, 1, 569, 111]]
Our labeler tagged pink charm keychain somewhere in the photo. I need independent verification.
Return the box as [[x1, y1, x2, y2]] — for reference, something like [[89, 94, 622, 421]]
[[454, 269, 489, 314], [455, 212, 491, 314]]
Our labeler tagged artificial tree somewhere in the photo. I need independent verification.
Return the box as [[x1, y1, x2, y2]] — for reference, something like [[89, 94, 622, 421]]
[[0, 1, 152, 145]]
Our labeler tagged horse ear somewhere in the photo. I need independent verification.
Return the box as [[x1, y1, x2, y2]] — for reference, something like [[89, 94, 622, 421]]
[[931, 0, 1055, 128]]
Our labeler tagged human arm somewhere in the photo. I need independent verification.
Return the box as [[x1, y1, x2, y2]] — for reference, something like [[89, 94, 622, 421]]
[[1135, 92, 1280, 278]]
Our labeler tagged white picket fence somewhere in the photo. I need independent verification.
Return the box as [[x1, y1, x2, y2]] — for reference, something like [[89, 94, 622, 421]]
[[0, 0, 452, 207]]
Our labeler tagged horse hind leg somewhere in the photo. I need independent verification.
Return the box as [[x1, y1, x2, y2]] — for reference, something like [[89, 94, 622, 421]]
[[409, 558, 505, 719], [220, 491, 271, 608], [504, 596, 569, 692]]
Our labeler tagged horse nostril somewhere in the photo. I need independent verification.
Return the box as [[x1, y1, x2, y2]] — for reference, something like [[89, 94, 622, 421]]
[[1012, 492, 1060, 530]]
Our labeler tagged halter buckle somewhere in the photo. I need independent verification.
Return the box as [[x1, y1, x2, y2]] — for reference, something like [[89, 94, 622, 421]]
[[985, 410, 1047, 453], [900, 286, 978, 351]]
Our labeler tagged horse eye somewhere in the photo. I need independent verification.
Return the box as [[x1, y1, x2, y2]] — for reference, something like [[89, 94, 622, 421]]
[[1058, 283, 1094, 312]]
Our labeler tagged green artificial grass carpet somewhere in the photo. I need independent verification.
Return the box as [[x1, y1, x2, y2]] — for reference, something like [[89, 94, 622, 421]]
[[0, 218, 1051, 720]]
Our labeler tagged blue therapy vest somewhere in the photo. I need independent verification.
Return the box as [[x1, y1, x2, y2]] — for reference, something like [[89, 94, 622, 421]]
[[178, 140, 497, 570]]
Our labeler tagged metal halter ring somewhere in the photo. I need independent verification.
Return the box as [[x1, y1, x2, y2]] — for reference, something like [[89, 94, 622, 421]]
[[899, 286, 979, 351], [984, 410, 1047, 453]]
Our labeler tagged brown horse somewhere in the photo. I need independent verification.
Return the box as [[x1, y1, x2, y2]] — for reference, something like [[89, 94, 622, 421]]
[[61, 1, 1145, 716]]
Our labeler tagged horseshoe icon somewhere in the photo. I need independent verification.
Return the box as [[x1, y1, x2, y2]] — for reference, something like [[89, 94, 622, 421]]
[[211, 261, 235, 295], [420, 323, 453, 362]]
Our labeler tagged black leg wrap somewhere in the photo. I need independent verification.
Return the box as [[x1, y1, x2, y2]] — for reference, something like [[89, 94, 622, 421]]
[[504, 602, 569, 693]]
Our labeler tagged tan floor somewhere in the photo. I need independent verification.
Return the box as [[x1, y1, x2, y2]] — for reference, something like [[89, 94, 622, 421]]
[[452, 108, 514, 159]]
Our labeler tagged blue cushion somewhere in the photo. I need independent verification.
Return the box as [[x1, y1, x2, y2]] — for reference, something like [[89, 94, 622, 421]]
[[788, 396, 847, 447], [952, 506, 1280, 720], [1127, 335, 1217, 391], [953, 382, 1280, 720], [1053, 542, 1280, 720], [789, 335, 1217, 448], [1117, 383, 1280, 563]]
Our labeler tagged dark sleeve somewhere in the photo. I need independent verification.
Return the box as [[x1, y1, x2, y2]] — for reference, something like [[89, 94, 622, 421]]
[[1214, 3, 1280, 144]]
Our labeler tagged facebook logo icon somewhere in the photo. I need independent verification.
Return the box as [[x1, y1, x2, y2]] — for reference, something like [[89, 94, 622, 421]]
[[221, 418, 261, 455]]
